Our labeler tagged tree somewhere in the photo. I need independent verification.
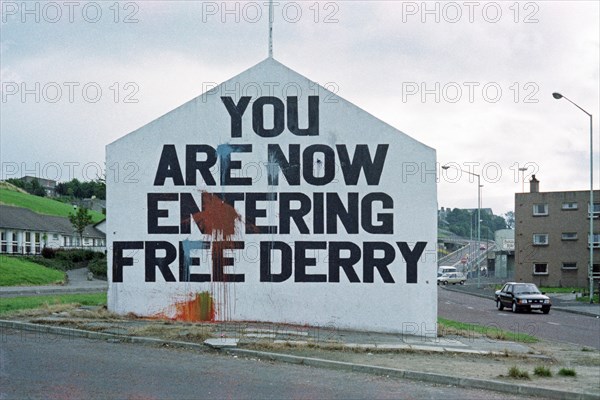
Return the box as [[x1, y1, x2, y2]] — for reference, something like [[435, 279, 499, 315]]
[[504, 211, 515, 229], [68, 206, 93, 246]]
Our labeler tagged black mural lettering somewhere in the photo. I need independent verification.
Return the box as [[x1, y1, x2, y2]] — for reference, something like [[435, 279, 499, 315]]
[[112, 241, 144, 283], [245, 192, 278, 234], [302, 144, 335, 185], [252, 97, 285, 137], [336, 144, 389, 185], [145, 241, 177, 282], [217, 144, 253, 186], [267, 144, 301, 185], [212, 241, 245, 282], [178, 241, 211, 282], [260, 241, 292, 282], [154, 145, 185, 186], [328, 241, 361, 283], [185, 145, 217, 185], [363, 242, 396, 283], [294, 241, 327, 283], [326, 192, 359, 234], [361, 192, 394, 234], [279, 192, 311, 234], [147, 193, 179, 234], [287, 96, 319, 136], [397, 241, 427, 284], [221, 96, 251, 138]]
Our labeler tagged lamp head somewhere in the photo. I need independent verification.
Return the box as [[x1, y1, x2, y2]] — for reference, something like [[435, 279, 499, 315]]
[[441, 165, 450, 170], [552, 92, 563, 99]]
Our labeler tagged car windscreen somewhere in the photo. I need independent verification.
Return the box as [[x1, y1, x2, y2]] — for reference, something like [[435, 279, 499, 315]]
[[513, 284, 540, 294]]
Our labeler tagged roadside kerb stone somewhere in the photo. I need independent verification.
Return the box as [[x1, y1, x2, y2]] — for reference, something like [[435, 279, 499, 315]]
[[226, 348, 598, 400], [0, 287, 107, 298], [1, 319, 597, 400]]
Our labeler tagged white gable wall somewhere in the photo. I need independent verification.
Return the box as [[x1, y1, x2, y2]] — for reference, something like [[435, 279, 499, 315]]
[[107, 58, 437, 335]]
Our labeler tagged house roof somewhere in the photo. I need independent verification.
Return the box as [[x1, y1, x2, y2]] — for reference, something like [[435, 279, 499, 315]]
[[0, 205, 105, 238]]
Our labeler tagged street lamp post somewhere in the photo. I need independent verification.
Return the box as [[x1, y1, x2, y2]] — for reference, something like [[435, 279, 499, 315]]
[[553, 92, 594, 303], [519, 166, 529, 193], [442, 165, 482, 288]]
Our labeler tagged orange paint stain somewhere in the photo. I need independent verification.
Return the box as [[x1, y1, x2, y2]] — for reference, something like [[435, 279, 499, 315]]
[[173, 292, 215, 322]]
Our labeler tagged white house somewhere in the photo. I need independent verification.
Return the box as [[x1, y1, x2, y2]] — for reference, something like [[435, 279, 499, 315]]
[[0, 205, 106, 254], [106, 58, 438, 335]]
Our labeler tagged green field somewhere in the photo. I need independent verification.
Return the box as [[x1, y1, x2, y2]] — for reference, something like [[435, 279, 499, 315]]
[[0, 256, 65, 286], [0, 293, 107, 315], [0, 188, 104, 223]]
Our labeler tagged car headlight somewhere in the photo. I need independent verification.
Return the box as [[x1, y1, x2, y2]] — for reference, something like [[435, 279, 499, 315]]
[[544, 299, 550, 304]]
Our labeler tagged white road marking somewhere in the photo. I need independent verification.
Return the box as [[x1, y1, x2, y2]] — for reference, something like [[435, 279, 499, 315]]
[[467, 307, 474, 310], [547, 322, 560, 326]]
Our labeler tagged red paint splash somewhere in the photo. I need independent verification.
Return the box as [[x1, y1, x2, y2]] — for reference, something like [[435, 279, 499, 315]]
[[192, 192, 241, 239]]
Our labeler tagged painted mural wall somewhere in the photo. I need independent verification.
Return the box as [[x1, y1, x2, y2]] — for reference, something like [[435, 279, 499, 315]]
[[106, 58, 438, 335]]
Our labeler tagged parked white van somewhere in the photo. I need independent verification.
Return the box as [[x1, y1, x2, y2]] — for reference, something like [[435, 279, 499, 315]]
[[438, 266, 458, 275]]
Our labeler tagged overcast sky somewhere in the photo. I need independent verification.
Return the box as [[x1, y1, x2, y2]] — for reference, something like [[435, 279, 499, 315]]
[[1, 1, 598, 215]]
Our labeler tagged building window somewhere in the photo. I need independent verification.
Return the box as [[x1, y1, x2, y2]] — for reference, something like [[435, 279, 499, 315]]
[[0, 231, 6, 253], [562, 262, 577, 270], [533, 263, 548, 275], [561, 232, 578, 241], [562, 202, 578, 210], [53, 233, 58, 240], [587, 233, 600, 248], [588, 203, 600, 218], [533, 204, 548, 216], [533, 234, 549, 245]]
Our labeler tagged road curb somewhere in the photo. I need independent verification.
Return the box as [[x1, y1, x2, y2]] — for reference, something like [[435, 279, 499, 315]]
[[1, 320, 597, 400], [0, 287, 107, 298], [226, 348, 598, 400]]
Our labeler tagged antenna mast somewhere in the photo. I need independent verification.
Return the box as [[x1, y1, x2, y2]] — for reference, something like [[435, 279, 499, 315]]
[[268, 0, 273, 58]]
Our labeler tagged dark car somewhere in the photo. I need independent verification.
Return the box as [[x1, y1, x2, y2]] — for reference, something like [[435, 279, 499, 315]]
[[495, 282, 551, 314]]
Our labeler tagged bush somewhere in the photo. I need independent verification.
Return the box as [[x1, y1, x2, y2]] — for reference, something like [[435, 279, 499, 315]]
[[55, 249, 97, 264], [88, 256, 107, 278], [25, 256, 73, 271], [534, 366, 552, 377], [508, 366, 530, 379], [558, 368, 576, 377], [41, 247, 56, 259]]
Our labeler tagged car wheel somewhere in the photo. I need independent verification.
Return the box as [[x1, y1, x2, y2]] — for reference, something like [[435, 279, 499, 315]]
[[512, 302, 518, 313], [460, 281, 465, 285], [443, 281, 448, 285], [542, 308, 550, 314], [496, 300, 504, 311]]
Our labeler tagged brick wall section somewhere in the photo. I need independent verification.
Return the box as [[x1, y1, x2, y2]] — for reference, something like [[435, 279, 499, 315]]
[[515, 189, 599, 287]]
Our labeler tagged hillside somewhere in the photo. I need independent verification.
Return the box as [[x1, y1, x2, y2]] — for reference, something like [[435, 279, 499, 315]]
[[0, 186, 105, 223]]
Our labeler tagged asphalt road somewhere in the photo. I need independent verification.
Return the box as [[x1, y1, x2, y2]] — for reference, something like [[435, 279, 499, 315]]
[[438, 287, 600, 349], [0, 328, 535, 400]]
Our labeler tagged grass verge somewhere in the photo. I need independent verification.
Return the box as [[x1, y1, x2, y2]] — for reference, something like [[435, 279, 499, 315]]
[[508, 365, 530, 379], [0, 256, 65, 286], [438, 317, 538, 343], [558, 368, 577, 377], [0, 293, 106, 315], [0, 188, 104, 223]]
